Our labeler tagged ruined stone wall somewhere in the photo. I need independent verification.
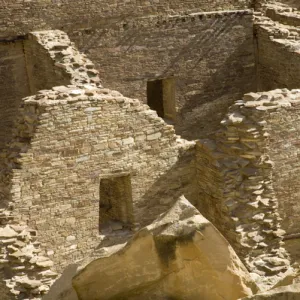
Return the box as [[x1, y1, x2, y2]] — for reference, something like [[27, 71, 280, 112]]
[[0, 0, 254, 39], [255, 17, 300, 91], [6, 87, 195, 274], [196, 141, 227, 233], [266, 6, 300, 26], [24, 30, 101, 93], [0, 30, 106, 299], [0, 30, 196, 299], [0, 40, 30, 152], [255, 0, 300, 11], [24, 34, 71, 94], [195, 90, 300, 288], [0, 224, 58, 298], [0, 30, 101, 166], [0, 7, 257, 142], [271, 0, 300, 9], [265, 92, 300, 236], [71, 11, 256, 140]]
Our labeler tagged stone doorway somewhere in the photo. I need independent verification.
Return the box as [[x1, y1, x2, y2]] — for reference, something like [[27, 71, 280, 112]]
[[99, 174, 134, 233], [147, 78, 176, 122]]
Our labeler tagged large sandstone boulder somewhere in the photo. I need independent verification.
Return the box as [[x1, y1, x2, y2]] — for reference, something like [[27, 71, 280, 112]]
[[73, 196, 258, 300]]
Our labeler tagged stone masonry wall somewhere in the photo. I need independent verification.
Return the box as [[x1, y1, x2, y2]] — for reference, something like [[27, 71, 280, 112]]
[[255, 15, 300, 91], [0, 0, 253, 39], [255, 1, 300, 11], [71, 10, 256, 140], [0, 30, 101, 167], [7, 86, 196, 273], [269, 1, 300, 9], [24, 30, 101, 93], [0, 30, 105, 300], [195, 90, 300, 289], [24, 35, 71, 94], [196, 141, 227, 233], [265, 91, 300, 236], [252, 6, 300, 264], [266, 5, 300, 27], [0, 30, 196, 299], [0, 223, 58, 299], [0, 40, 30, 152]]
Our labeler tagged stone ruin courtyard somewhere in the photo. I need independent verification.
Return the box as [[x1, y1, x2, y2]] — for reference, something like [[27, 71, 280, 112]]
[[0, 0, 300, 299]]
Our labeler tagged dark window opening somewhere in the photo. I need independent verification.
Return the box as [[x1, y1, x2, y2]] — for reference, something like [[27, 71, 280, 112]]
[[99, 175, 133, 233], [147, 78, 176, 122]]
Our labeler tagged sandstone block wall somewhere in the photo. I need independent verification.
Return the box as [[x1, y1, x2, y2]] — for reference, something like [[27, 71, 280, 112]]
[[0, 1, 299, 297], [255, 16, 300, 91], [253, 9, 300, 262], [0, 0, 254, 39], [272, 0, 300, 9], [0, 30, 106, 299], [0, 30, 197, 299], [0, 40, 30, 152], [255, 1, 300, 11], [265, 92, 300, 236], [0, 32, 196, 276], [6, 87, 195, 273], [24, 34, 72, 94], [0, 30, 101, 166], [195, 90, 300, 288], [24, 31, 101, 89], [196, 141, 226, 233], [266, 6, 300, 27], [0, 6, 257, 143], [0, 224, 58, 298], [71, 11, 256, 140]]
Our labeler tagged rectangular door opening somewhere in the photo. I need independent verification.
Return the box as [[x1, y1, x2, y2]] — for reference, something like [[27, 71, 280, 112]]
[[99, 175, 133, 233], [147, 78, 176, 122]]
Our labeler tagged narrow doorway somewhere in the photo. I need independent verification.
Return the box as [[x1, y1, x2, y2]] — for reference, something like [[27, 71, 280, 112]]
[[147, 78, 176, 122], [99, 175, 133, 232]]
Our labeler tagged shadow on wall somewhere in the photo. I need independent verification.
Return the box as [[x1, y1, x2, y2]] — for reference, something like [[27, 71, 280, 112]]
[[161, 14, 242, 73], [0, 40, 31, 154], [174, 39, 256, 140], [43, 264, 79, 300], [0, 271, 13, 300], [73, 13, 256, 141], [137, 147, 197, 227]]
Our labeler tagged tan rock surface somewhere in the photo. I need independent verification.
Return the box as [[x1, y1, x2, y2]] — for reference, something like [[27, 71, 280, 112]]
[[73, 196, 258, 300]]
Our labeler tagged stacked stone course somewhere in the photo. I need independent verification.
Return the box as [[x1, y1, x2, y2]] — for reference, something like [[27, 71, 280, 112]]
[[24, 30, 101, 93], [255, 2, 300, 91], [0, 224, 57, 299], [197, 89, 300, 288], [0, 0, 300, 299], [0, 0, 254, 39], [0, 29, 105, 299], [74, 9, 256, 140], [0, 29, 197, 300], [266, 5, 300, 26]]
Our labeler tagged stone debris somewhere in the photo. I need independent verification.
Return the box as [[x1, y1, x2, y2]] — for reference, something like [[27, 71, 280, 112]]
[[0, 221, 57, 299], [241, 283, 300, 300]]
